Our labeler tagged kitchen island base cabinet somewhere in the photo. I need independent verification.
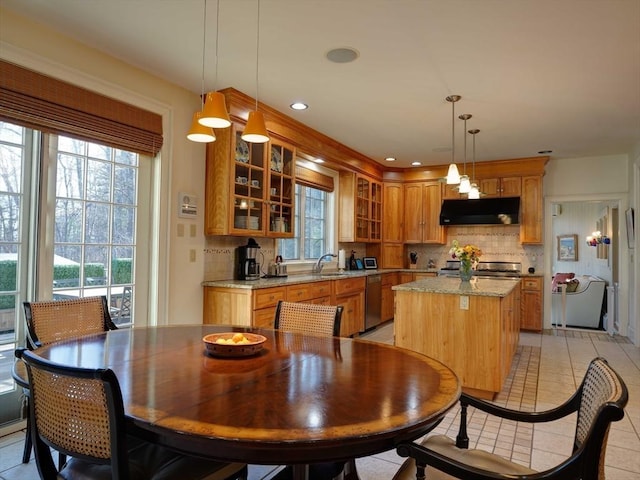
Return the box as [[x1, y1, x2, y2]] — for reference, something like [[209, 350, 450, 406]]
[[394, 282, 519, 400]]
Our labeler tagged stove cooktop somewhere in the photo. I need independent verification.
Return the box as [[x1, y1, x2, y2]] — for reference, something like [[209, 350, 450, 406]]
[[438, 260, 522, 277]]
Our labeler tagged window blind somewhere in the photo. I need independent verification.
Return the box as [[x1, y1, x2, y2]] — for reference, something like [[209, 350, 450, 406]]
[[295, 164, 334, 192], [0, 60, 163, 155]]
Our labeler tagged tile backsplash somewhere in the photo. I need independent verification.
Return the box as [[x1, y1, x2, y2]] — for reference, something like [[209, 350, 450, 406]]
[[409, 225, 544, 273], [203, 225, 544, 281], [204, 236, 276, 281]]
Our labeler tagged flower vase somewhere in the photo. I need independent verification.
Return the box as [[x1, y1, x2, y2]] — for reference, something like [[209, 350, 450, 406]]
[[460, 260, 473, 282]]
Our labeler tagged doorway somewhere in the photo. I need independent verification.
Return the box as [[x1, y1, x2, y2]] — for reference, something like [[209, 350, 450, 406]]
[[547, 199, 621, 334]]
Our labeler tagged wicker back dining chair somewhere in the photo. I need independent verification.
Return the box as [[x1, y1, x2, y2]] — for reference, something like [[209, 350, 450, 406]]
[[19, 348, 248, 480], [393, 357, 628, 480], [274, 300, 343, 337], [273, 300, 356, 480], [12, 296, 116, 464]]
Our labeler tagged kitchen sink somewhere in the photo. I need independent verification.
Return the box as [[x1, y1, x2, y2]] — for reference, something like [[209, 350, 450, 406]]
[[320, 272, 349, 277]]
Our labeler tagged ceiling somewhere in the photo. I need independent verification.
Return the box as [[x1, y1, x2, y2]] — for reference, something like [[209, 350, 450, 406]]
[[2, 0, 639, 169]]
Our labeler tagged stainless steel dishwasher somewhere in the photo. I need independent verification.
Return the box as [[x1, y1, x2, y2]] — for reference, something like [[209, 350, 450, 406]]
[[365, 274, 382, 330]]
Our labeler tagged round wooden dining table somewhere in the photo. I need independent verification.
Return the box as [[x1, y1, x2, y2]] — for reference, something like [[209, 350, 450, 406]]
[[33, 325, 460, 478]]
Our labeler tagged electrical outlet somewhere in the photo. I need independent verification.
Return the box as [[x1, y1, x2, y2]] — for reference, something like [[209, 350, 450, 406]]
[[190, 224, 196, 237], [460, 295, 469, 310], [189, 249, 196, 262]]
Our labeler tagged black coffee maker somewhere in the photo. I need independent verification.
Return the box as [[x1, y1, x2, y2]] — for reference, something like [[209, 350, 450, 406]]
[[236, 238, 261, 280]]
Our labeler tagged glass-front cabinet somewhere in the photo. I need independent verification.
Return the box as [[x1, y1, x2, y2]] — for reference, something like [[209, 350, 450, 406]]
[[338, 172, 382, 243], [232, 132, 265, 234], [267, 140, 295, 237], [204, 123, 296, 237]]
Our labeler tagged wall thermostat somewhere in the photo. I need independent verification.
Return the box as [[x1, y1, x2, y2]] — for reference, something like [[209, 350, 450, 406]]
[[178, 192, 198, 218]]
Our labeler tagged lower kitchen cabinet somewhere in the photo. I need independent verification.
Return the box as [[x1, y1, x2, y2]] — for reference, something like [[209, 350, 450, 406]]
[[520, 276, 542, 331], [333, 277, 366, 337], [204, 278, 364, 336], [381, 273, 399, 322]]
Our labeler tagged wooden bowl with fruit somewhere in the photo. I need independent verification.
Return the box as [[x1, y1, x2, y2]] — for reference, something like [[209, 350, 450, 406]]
[[202, 332, 267, 358]]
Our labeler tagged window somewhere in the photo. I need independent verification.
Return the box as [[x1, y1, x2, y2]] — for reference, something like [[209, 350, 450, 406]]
[[278, 184, 332, 260], [52, 135, 138, 325]]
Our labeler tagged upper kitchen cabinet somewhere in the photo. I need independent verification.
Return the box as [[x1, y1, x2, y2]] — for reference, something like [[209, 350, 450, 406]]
[[339, 172, 382, 243], [204, 124, 295, 237], [520, 175, 543, 244], [479, 176, 522, 198], [403, 181, 444, 244], [267, 139, 295, 237]]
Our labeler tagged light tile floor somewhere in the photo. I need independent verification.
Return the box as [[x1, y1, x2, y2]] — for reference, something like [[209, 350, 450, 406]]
[[1, 324, 638, 480]]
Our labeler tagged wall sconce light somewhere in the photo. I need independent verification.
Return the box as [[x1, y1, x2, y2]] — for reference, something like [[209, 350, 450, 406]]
[[586, 231, 610, 246]]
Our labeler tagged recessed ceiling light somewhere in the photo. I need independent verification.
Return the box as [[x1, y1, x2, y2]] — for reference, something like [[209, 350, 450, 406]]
[[385, 157, 396, 162], [290, 102, 308, 111], [411, 161, 422, 166], [538, 150, 553, 154], [326, 47, 359, 64], [314, 158, 325, 163]]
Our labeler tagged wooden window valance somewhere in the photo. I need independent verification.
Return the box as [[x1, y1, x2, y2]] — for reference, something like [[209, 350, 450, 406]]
[[0, 60, 163, 155], [295, 164, 334, 192]]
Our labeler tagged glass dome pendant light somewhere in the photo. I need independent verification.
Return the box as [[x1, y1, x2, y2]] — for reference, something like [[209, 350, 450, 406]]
[[242, 0, 270, 143], [199, 0, 231, 129], [468, 128, 481, 199], [445, 95, 461, 185], [187, 0, 216, 143], [458, 113, 472, 194]]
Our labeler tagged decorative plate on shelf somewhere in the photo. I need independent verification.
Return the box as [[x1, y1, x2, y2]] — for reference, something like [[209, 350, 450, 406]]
[[203, 332, 267, 357], [236, 140, 249, 163], [271, 148, 282, 172]]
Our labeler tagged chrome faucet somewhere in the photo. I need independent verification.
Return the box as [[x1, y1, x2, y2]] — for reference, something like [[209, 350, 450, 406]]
[[313, 253, 337, 273]]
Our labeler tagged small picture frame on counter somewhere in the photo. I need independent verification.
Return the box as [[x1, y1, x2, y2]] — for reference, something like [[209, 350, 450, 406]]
[[355, 258, 364, 270], [363, 257, 378, 269]]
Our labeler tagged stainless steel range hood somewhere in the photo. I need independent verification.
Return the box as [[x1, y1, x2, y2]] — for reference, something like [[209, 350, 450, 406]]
[[439, 197, 520, 225]]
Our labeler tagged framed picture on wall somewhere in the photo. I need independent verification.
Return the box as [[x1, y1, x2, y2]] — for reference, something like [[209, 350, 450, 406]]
[[626, 208, 635, 249], [557, 234, 578, 261]]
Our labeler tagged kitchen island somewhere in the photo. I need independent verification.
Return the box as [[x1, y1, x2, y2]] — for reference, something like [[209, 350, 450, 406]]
[[393, 277, 521, 399]]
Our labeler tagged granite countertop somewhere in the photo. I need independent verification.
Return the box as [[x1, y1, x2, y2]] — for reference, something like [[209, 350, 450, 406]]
[[392, 276, 520, 297], [202, 268, 535, 291]]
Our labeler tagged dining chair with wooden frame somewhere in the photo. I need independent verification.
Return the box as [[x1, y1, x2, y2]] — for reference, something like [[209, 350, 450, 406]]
[[393, 356, 628, 480], [19, 348, 248, 480], [273, 300, 359, 480], [12, 296, 117, 465], [274, 300, 343, 337]]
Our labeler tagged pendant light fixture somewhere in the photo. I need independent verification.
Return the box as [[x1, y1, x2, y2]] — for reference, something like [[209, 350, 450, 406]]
[[187, 0, 216, 143], [445, 95, 461, 185], [199, 0, 231, 129], [468, 128, 481, 199], [458, 113, 472, 194], [242, 0, 269, 143]]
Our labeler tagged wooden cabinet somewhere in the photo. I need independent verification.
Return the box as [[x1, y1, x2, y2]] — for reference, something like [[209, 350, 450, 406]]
[[333, 276, 366, 337], [204, 124, 295, 237], [479, 177, 521, 198], [394, 284, 520, 399], [339, 172, 382, 243], [380, 183, 404, 268], [520, 175, 543, 244], [403, 182, 444, 244], [442, 183, 462, 200], [520, 276, 542, 331], [253, 286, 287, 328], [266, 139, 295, 237], [204, 277, 365, 336], [287, 281, 332, 304], [398, 272, 415, 284], [382, 182, 403, 243], [381, 272, 399, 322]]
